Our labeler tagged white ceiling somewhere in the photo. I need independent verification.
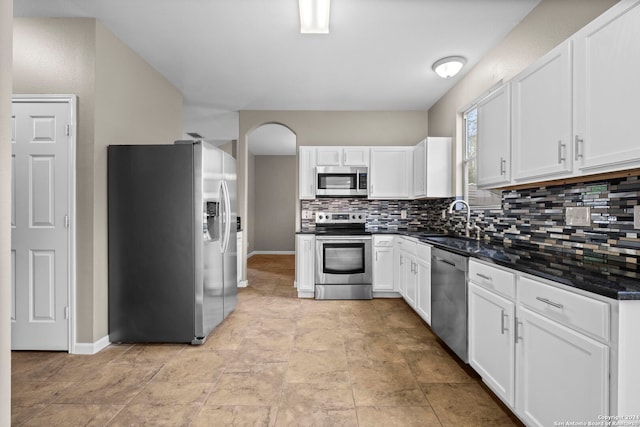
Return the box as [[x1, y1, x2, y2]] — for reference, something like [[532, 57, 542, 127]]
[[14, 0, 540, 146]]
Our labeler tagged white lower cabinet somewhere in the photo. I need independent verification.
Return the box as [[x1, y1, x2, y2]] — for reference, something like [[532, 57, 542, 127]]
[[394, 238, 431, 323], [469, 259, 612, 425], [468, 282, 515, 407], [373, 235, 395, 292], [295, 234, 315, 298], [415, 243, 431, 325], [400, 239, 418, 309], [516, 306, 609, 427]]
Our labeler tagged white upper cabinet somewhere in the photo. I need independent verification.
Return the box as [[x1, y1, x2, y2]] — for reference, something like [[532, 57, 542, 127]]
[[477, 84, 511, 188], [512, 40, 573, 183], [316, 147, 369, 167], [369, 147, 412, 199], [413, 137, 452, 198], [574, 0, 640, 173], [298, 146, 316, 200]]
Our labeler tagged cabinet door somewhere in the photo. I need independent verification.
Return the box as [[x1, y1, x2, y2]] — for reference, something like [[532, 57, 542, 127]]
[[415, 256, 431, 325], [316, 147, 341, 166], [295, 235, 315, 294], [468, 283, 515, 407], [412, 139, 426, 198], [373, 246, 394, 291], [574, 1, 640, 173], [343, 147, 369, 166], [512, 40, 573, 182], [299, 147, 316, 199], [477, 84, 511, 187], [516, 306, 609, 426], [424, 137, 452, 198], [402, 252, 417, 309], [394, 239, 403, 293], [369, 147, 411, 199]]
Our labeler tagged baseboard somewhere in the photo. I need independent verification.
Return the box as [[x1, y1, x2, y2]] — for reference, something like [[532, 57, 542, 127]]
[[372, 291, 403, 298], [248, 250, 295, 258], [73, 335, 110, 355], [238, 280, 248, 288]]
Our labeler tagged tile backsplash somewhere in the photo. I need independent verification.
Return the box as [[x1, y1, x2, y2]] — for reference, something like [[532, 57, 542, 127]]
[[301, 175, 640, 265]]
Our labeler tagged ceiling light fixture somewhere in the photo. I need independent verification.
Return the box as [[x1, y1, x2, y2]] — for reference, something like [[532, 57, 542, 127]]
[[432, 56, 466, 79], [299, 0, 331, 34]]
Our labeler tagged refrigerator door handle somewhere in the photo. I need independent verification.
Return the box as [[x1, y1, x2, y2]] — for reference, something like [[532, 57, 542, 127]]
[[221, 180, 232, 253]]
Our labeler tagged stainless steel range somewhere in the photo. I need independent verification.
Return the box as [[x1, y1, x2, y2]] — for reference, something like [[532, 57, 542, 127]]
[[314, 212, 372, 300]]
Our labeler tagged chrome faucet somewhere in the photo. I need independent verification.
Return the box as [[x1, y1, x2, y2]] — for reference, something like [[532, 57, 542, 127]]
[[448, 199, 479, 239]]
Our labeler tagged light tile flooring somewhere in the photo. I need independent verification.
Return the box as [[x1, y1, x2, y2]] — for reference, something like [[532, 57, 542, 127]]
[[12, 254, 521, 426]]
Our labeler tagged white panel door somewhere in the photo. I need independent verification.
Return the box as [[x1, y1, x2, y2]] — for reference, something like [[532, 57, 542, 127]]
[[512, 40, 573, 182], [468, 283, 515, 407], [516, 306, 609, 427], [477, 84, 511, 187], [298, 146, 316, 199], [12, 100, 70, 350], [574, 0, 640, 172], [369, 147, 411, 199]]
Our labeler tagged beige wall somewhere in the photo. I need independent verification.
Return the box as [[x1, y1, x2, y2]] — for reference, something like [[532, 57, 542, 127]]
[[13, 18, 97, 344], [1, 0, 12, 422], [428, 0, 618, 195], [13, 18, 183, 344], [238, 110, 428, 278], [254, 156, 296, 252]]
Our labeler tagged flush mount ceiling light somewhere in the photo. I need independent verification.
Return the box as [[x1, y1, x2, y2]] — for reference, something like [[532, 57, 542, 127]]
[[299, 0, 331, 34], [432, 56, 467, 79]]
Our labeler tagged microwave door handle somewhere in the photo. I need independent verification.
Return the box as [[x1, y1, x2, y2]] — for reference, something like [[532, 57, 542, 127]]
[[356, 170, 360, 191]]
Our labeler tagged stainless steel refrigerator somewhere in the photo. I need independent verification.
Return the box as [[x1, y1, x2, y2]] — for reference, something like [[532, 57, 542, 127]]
[[108, 140, 237, 344]]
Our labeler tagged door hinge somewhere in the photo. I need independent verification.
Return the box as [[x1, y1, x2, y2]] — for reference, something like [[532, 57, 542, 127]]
[[64, 306, 69, 320], [64, 215, 70, 229], [65, 124, 71, 136]]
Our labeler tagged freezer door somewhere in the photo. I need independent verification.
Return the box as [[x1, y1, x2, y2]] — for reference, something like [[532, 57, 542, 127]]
[[198, 143, 225, 342], [108, 144, 196, 343], [222, 152, 238, 318]]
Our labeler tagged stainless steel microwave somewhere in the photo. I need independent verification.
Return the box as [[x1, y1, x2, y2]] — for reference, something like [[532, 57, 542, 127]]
[[316, 166, 368, 197]]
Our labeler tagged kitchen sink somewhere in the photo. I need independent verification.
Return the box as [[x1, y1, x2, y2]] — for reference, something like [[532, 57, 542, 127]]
[[425, 236, 513, 262], [426, 236, 483, 251]]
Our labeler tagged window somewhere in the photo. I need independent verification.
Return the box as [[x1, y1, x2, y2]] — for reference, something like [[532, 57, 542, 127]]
[[463, 107, 502, 208]]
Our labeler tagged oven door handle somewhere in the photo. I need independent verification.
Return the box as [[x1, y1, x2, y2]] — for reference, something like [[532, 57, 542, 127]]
[[316, 235, 372, 241]]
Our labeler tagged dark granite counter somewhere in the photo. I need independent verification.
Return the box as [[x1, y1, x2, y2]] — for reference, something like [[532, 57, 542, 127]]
[[410, 233, 640, 301], [298, 228, 640, 299]]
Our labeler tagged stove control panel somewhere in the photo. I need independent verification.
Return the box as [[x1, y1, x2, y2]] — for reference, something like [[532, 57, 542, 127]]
[[315, 211, 366, 224]]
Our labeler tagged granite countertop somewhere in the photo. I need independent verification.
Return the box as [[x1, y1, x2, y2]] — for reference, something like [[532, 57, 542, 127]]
[[394, 232, 640, 301], [298, 228, 640, 299]]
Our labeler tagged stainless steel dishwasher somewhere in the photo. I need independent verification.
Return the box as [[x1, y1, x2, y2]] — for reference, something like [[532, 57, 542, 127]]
[[431, 247, 469, 362]]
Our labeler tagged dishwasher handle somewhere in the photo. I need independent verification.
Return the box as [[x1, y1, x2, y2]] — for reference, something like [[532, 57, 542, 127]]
[[436, 258, 456, 268], [432, 248, 468, 272]]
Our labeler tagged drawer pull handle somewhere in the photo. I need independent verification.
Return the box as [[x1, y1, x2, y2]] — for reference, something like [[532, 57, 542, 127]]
[[515, 317, 523, 344], [557, 140, 566, 163], [477, 273, 492, 281], [501, 310, 508, 335], [536, 296, 564, 309]]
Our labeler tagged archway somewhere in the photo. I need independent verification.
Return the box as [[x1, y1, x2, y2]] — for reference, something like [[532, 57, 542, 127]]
[[245, 123, 297, 267]]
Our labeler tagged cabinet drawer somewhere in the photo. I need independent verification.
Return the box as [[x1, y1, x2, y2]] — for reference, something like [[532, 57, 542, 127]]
[[417, 242, 431, 260], [469, 259, 515, 299], [373, 235, 395, 247], [402, 238, 417, 255], [518, 276, 610, 341]]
